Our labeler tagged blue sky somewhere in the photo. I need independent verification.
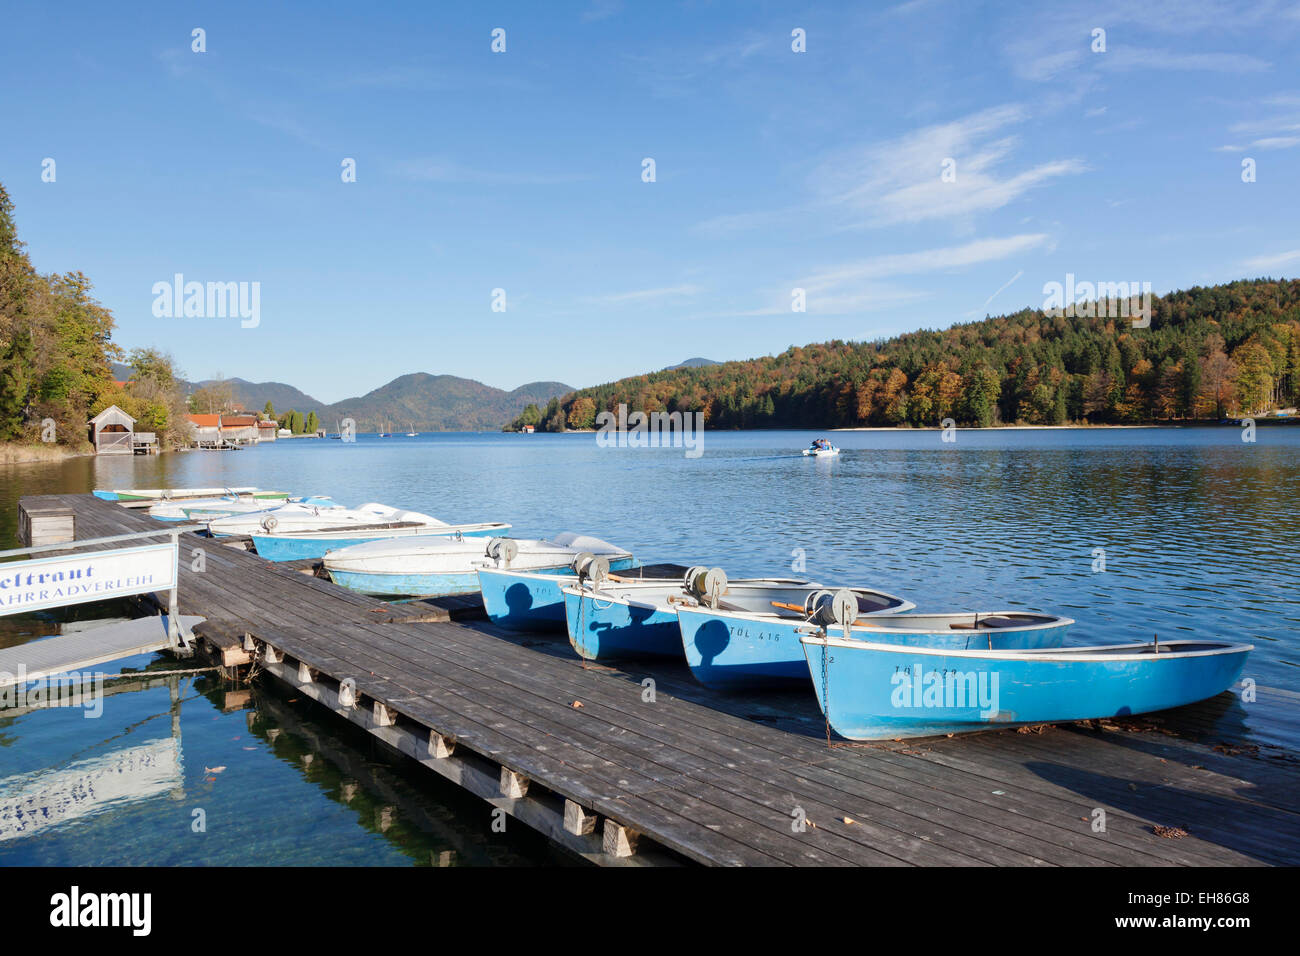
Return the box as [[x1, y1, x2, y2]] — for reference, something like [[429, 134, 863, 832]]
[[2, 0, 1299, 403]]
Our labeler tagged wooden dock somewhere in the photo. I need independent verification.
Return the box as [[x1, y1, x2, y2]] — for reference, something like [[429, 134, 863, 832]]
[[0, 614, 204, 688], [17, 493, 1300, 866]]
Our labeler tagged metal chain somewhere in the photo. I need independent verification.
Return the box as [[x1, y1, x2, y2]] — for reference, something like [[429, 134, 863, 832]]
[[821, 626, 833, 748], [576, 582, 587, 668]]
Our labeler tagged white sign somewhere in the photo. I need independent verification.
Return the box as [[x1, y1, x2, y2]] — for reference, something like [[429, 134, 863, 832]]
[[0, 543, 177, 616]]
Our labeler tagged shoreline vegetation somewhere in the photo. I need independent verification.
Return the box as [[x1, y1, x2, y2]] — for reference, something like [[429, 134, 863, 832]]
[[2, 182, 329, 454], [2, 183, 194, 452], [0, 441, 93, 464], [543, 419, 1288, 436], [509, 279, 1300, 433]]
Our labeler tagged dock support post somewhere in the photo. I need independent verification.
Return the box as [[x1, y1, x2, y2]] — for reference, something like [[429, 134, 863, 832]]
[[372, 701, 396, 727], [427, 731, 456, 759], [564, 799, 597, 836], [338, 678, 357, 709], [166, 530, 193, 654], [297, 661, 315, 684], [263, 646, 283, 664], [500, 768, 530, 799], [603, 820, 640, 858]]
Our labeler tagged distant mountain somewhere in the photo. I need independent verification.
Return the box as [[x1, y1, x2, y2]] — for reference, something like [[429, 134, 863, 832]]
[[113, 361, 571, 430], [503, 381, 575, 410], [664, 357, 719, 370], [201, 378, 328, 417], [326, 373, 573, 431], [113, 363, 327, 419]]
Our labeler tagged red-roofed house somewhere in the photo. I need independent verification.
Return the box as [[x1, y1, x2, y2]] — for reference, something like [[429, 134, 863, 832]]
[[219, 414, 259, 445], [187, 413, 222, 447]]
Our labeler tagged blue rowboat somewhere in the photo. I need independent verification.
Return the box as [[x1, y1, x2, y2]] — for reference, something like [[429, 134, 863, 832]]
[[183, 495, 338, 522], [476, 562, 700, 631], [561, 582, 686, 660], [148, 494, 337, 522], [561, 570, 843, 662], [94, 486, 282, 502], [252, 522, 509, 562], [799, 633, 1252, 740], [208, 501, 430, 538], [680, 604, 1080, 693], [324, 533, 631, 597]]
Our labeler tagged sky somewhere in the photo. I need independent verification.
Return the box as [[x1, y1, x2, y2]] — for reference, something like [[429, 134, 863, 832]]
[[2, 0, 1299, 403]]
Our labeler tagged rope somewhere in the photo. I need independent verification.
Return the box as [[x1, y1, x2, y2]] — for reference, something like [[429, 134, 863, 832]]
[[26, 666, 221, 683], [100, 666, 221, 681]]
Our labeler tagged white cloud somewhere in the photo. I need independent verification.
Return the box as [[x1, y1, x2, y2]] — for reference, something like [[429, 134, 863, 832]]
[[1253, 136, 1300, 149], [800, 234, 1052, 292], [1217, 114, 1300, 152], [693, 207, 793, 238], [734, 234, 1053, 316], [697, 105, 1079, 240], [389, 158, 586, 185], [1242, 249, 1300, 271], [588, 284, 704, 304], [702, 33, 770, 63], [1002, 2, 1279, 85], [1100, 46, 1270, 73], [810, 106, 1086, 227], [581, 0, 623, 23]]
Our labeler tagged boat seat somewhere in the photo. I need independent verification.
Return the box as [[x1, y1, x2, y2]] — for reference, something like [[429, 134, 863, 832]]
[[617, 563, 694, 580], [949, 616, 1031, 630]]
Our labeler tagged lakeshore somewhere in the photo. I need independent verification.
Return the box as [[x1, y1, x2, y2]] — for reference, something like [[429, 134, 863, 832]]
[[0, 443, 93, 465]]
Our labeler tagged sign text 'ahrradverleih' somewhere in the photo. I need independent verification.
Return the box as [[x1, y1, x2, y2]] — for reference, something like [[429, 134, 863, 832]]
[[0, 543, 177, 616]]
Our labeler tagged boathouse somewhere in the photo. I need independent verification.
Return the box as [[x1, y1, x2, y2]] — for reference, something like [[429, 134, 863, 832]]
[[220, 414, 260, 445], [88, 405, 135, 455], [186, 413, 223, 448]]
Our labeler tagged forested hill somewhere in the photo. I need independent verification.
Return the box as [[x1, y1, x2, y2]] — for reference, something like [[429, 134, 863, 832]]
[[547, 279, 1300, 429]]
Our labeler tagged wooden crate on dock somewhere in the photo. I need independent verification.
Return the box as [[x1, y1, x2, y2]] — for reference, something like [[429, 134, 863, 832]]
[[17, 501, 75, 547]]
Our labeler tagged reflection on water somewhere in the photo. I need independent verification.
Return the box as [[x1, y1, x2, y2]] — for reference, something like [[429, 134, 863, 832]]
[[0, 427, 1296, 862], [0, 667, 559, 865], [1, 736, 183, 842]]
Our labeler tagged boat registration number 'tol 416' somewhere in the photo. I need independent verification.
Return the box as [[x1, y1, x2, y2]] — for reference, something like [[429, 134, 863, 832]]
[[728, 625, 784, 643]]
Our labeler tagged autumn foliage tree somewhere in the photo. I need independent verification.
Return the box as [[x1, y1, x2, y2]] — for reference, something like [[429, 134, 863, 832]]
[[545, 280, 1300, 429], [0, 182, 122, 447]]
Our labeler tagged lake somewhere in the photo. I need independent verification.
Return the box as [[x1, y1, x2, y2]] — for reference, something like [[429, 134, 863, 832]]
[[1, 426, 1296, 864]]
